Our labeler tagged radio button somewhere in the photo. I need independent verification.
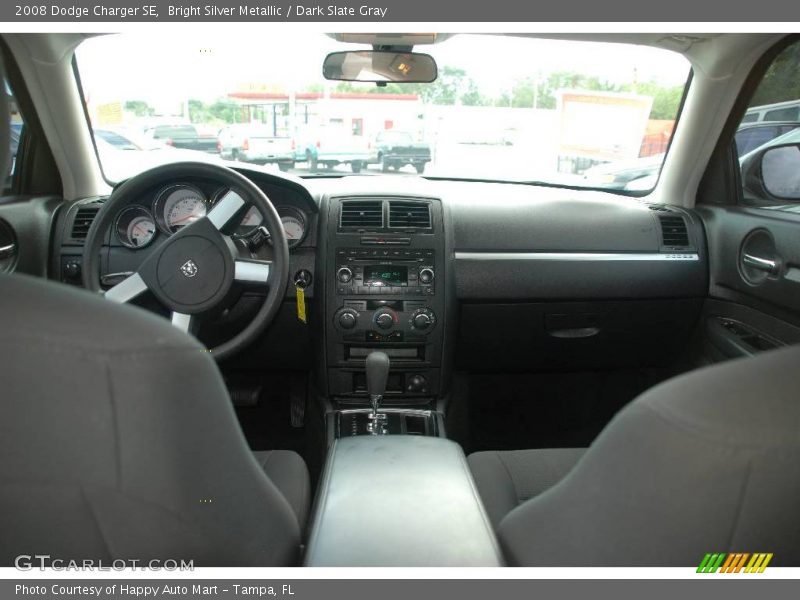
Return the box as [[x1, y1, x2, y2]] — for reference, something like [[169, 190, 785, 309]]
[[337, 266, 353, 283]]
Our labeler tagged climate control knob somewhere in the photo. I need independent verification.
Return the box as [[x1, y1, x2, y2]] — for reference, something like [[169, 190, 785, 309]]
[[413, 313, 432, 330], [336, 266, 353, 283], [373, 308, 397, 331], [335, 308, 359, 330], [418, 268, 434, 284], [410, 308, 436, 333]]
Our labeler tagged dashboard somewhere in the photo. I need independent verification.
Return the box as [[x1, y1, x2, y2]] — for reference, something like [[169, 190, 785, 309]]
[[0, 164, 709, 400]]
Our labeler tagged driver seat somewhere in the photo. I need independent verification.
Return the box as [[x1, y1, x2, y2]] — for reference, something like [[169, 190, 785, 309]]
[[0, 51, 308, 564], [0, 272, 310, 566]]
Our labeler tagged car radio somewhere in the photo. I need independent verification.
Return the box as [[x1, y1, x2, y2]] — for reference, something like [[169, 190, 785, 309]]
[[334, 247, 435, 296]]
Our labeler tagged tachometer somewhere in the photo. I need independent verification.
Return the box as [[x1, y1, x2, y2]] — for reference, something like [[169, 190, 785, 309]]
[[115, 206, 156, 249], [153, 185, 208, 234]]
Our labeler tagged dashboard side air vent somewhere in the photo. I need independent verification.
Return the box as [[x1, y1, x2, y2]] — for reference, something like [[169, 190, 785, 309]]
[[388, 201, 431, 229], [658, 214, 690, 248], [339, 200, 384, 229], [70, 202, 103, 239]]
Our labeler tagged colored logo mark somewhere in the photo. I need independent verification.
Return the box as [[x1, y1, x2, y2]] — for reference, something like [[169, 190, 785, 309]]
[[697, 553, 773, 573]]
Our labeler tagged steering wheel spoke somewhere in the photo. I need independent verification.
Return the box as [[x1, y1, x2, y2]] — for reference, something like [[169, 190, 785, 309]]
[[234, 258, 272, 285], [170, 312, 194, 333], [207, 189, 246, 231], [104, 272, 149, 304]]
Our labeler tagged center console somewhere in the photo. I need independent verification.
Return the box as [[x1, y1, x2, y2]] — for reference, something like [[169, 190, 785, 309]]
[[304, 435, 503, 566], [324, 196, 446, 408]]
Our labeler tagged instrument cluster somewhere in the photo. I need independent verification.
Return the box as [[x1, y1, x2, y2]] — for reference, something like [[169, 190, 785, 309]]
[[113, 183, 308, 250]]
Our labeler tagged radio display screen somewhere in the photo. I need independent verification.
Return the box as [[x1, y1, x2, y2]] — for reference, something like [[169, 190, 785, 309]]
[[364, 265, 408, 286]]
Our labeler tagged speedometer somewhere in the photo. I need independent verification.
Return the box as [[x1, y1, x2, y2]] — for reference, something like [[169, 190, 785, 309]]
[[153, 185, 207, 234]]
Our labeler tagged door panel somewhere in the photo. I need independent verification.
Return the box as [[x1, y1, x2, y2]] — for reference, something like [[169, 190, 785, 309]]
[[694, 36, 800, 365], [695, 205, 800, 366]]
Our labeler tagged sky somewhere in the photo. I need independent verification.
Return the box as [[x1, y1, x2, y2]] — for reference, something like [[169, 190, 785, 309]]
[[76, 32, 691, 107]]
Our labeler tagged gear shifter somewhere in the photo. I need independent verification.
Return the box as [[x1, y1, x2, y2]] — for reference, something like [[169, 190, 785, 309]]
[[365, 351, 390, 434]]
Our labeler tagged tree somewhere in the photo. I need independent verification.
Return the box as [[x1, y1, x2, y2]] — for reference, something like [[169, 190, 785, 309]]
[[498, 72, 684, 119], [330, 67, 489, 106], [630, 81, 684, 120], [749, 42, 800, 107], [123, 100, 154, 117]]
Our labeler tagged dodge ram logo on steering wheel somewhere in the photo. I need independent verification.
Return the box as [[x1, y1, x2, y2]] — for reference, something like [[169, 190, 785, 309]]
[[180, 259, 199, 278]]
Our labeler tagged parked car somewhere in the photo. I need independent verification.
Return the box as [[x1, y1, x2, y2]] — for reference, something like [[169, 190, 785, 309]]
[[368, 130, 431, 173], [93, 135, 222, 182], [217, 124, 294, 170], [294, 123, 371, 173], [733, 120, 800, 155], [143, 123, 219, 153], [585, 121, 800, 192], [582, 153, 665, 190], [742, 99, 800, 123]]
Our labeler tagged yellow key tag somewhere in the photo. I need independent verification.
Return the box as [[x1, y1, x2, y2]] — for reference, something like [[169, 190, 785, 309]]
[[295, 285, 307, 324]]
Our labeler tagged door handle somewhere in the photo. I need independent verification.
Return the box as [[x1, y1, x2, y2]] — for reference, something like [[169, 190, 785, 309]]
[[0, 243, 16, 259], [742, 253, 779, 275]]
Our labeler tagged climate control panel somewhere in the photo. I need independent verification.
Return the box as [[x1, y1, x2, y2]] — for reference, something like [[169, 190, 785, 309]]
[[333, 299, 437, 342]]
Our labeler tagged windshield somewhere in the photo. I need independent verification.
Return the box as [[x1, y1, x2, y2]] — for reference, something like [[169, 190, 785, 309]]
[[75, 33, 690, 190]]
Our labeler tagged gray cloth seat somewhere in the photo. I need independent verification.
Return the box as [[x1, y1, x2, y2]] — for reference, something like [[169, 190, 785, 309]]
[[0, 273, 309, 566], [254, 450, 311, 530], [467, 448, 586, 528], [469, 344, 800, 566]]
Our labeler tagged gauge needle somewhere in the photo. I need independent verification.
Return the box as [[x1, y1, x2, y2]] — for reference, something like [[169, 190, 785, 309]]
[[171, 213, 203, 225]]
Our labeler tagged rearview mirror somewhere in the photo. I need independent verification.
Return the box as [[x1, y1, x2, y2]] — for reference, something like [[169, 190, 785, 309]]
[[322, 50, 437, 83], [760, 143, 800, 200]]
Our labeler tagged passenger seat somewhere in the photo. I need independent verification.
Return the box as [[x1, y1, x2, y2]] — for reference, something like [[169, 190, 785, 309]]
[[467, 344, 800, 566], [468, 448, 585, 528]]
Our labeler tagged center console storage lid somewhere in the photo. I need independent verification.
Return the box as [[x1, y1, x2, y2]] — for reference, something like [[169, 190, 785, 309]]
[[304, 436, 503, 566]]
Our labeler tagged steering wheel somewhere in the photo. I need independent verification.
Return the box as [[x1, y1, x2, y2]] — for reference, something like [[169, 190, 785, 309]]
[[83, 162, 289, 361]]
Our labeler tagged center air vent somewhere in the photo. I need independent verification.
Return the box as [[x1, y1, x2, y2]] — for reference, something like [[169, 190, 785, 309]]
[[388, 201, 431, 229], [658, 214, 690, 248], [339, 200, 384, 229], [71, 203, 102, 239]]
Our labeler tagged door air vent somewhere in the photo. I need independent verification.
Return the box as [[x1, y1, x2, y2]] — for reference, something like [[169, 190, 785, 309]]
[[339, 200, 384, 229], [388, 201, 431, 229], [71, 201, 103, 239], [658, 214, 690, 248]]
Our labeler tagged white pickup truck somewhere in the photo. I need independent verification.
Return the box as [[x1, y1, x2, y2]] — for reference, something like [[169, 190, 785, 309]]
[[293, 124, 371, 172], [217, 124, 295, 170]]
